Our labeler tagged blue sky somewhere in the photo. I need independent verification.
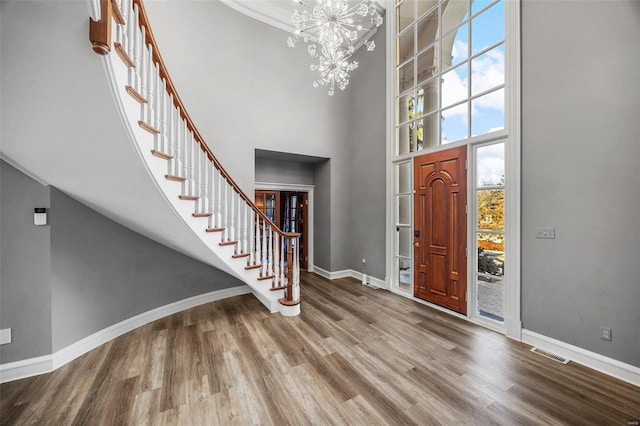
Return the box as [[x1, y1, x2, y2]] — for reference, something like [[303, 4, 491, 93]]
[[441, 0, 505, 143]]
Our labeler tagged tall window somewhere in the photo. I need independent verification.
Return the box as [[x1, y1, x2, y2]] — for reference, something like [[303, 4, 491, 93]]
[[474, 142, 505, 321], [391, 0, 517, 331], [394, 161, 412, 291], [395, 0, 505, 154]]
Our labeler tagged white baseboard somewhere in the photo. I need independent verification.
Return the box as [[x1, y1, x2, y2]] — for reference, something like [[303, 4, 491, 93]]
[[0, 285, 251, 383], [311, 266, 333, 280], [350, 270, 386, 289], [311, 266, 386, 289], [522, 329, 640, 387]]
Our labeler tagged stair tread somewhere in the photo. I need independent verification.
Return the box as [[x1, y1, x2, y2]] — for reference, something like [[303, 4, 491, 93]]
[[245, 264, 261, 270], [279, 297, 301, 306], [114, 42, 134, 68], [257, 275, 275, 281], [151, 150, 173, 160], [165, 174, 186, 182], [232, 253, 250, 259], [179, 195, 199, 201], [206, 227, 225, 233], [192, 212, 212, 218], [219, 240, 238, 246], [269, 285, 287, 291], [126, 86, 147, 104], [138, 120, 159, 134]]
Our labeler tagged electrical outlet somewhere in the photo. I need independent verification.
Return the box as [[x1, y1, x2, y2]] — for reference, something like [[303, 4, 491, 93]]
[[600, 326, 612, 341], [0, 328, 11, 345], [536, 227, 555, 239]]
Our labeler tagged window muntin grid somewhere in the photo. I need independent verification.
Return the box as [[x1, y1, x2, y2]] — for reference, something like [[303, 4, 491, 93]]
[[394, 0, 505, 156]]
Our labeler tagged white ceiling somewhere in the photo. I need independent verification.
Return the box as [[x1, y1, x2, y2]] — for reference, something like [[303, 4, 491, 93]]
[[219, 0, 386, 34]]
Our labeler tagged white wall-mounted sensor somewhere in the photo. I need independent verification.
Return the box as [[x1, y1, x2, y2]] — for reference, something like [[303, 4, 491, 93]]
[[34, 207, 47, 226]]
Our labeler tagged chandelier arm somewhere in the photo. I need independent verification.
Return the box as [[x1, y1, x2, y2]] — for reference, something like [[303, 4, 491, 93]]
[[288, 0, 382, 95]]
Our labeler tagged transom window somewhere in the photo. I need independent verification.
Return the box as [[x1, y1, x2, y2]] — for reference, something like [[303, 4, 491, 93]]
[[395, 0, 505, 155]]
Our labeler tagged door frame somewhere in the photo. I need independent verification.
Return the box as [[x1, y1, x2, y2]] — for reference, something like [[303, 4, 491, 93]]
[[254, 182, 314, 273], [413, 146, 468, 315], [384, 0, 522, 340]]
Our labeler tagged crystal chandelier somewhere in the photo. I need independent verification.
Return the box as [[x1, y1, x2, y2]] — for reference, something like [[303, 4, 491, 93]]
[[287, 0, 383, 95]]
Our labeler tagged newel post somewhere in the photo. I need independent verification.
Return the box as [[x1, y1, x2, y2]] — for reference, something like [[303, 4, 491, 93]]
[[279, 233, 301, 310], [286, 239, 294, 302], [90, 0, 113, 55]]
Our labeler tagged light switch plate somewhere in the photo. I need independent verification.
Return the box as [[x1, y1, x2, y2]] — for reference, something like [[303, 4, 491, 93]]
[[536, 227, 555, 239], [0, 328, 11, 345]]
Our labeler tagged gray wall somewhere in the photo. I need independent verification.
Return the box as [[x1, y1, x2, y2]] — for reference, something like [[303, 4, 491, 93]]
[[0, 161, 244, 361], [49, 188, 244, 352], [144, 1, 385, 278], [313, 160, 332, 271], [255, 158, 315, 186], [143, 1, 351, 193], [521, 0, 640, 367], [0, 162, 52, 362], [345, 25, 387, 280]]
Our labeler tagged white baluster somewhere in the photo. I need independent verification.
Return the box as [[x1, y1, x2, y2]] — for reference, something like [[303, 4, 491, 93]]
[[132, 6, 141, 92], [194, 147, 202, 213], [254, 216, 260, 268], [199, 149, 206, 213], [181, 121, 189, 188], [165, 96, 174, 174], [293, 238, 300, 301], [188, 133, 197, 198], [115, 0, 124, 47], [280, 234, 287, 285], [232, 193, 237, 243], [229, 190, 235, 244], [126, 4, 137, 87], [182, 128, 190, 194], [121, 0, 130, 54], [222, 180, 229, 241], [273, 232, 280, 287], [139, 27, 147, 119], [215, 169, 222, 229], [173, 106, 182, 177], [241, 203, 248, 255], [145, 45, 155, 127], [207, 161, 214, 228], [151, 66, 160, 152], [163, 81, 170, 154], [121, 0, 133, 54], [203, 153, 209, 214], [261, 221, 267, 275], [267, 227, 273, 279], [248, 209, 255, 264]]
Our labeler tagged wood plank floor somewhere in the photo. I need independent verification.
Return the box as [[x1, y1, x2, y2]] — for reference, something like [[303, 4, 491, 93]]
[[1, 272, 639, 425]]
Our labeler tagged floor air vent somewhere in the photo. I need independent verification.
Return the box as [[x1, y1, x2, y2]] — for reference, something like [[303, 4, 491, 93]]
[[530, 347, 570, 364]]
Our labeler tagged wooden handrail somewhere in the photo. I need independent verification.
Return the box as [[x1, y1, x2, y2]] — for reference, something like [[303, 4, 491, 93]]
[[90, 0, 299, 241], [90, 0, 301, 307], [133, 0, 302, 240]]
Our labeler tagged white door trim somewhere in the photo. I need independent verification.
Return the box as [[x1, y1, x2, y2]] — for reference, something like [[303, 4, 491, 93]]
[[254, 182, 315, 272], [384, 0, 522, 339]]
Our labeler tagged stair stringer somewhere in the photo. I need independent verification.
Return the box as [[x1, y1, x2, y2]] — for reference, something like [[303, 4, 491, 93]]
[[100, 41, 284, 314]]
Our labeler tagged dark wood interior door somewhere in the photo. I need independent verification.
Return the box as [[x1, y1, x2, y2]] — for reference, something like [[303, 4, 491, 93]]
[[414, 146, 467, 314], [282, 192, 308, 269], [255, 190, 308, 270], [255, 190, 280, 224]]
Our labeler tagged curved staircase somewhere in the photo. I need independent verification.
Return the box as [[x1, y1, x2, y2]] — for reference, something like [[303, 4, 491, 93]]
[[89, 0, 301, 315]]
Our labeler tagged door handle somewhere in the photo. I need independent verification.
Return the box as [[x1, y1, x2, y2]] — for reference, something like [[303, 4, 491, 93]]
[[414, 242, 421, 247]]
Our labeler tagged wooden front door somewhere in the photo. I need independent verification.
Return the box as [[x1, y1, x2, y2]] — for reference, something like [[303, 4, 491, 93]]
[[414, 146, 467, 314]]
